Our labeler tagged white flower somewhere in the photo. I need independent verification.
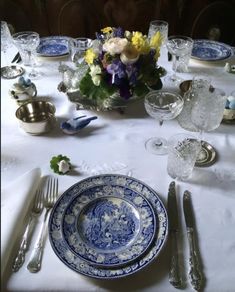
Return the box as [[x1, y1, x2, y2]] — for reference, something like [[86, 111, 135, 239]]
[[91, 75, 101, 86], [89, 65, 101, 86], [89, 64, 101, 76], [58, 160, 70, 174], [103, 37, 128, 55]]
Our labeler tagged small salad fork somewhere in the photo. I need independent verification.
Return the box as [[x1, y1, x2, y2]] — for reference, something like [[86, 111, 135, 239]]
[[12, 189, 44, 272], [27, 177, 58, 273]]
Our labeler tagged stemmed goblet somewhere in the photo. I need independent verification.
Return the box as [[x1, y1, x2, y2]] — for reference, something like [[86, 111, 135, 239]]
[[144, 91, 184, 155], [12, 31, 41, 79], [1, 21, 12, 66], [70, 37, 92, 65], [148, 20, 168, 44], [166, 35, 193, 85], [69, 37, 92, 81], [148, 20, 169, 64]]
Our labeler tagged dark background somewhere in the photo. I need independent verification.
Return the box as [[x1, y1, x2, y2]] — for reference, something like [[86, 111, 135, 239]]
[[1, 0, 235, 45]]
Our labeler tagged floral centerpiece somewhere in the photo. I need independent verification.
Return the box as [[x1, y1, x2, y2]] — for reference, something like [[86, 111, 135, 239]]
[[59, 27, 164, 110]]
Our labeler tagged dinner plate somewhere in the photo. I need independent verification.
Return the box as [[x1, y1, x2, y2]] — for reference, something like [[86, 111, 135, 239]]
[[191, 39, 233, 61], [37, 36, 70, 57], [49, 174, 168, 279], [62, 184, 156, 267]]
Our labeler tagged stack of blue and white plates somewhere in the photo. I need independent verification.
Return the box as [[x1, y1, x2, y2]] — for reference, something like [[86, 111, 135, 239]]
[[49, 174, 168, 279]]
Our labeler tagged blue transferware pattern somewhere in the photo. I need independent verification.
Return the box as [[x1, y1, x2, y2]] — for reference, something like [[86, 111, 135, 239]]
[[37, 36, 70, 57], [60, 115, 98, 134], [191, 39, 232, 61], [62, 184, 156, 267], [49, 174, 168, 279]]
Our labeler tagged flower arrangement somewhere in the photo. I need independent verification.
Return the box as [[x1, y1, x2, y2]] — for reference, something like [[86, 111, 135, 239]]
[[78, 27, 163, 103]]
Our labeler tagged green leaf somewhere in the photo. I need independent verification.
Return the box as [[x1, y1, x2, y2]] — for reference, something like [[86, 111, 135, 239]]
[[133, 82, 149, 96], [50, 155, 71, 175]]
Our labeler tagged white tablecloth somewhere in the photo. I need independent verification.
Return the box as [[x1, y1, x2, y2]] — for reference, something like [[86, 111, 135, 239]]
[[1, 46, 235, 292]]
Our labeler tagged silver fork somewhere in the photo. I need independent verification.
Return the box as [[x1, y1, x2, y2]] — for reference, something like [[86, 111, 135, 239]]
[[27, 177, 58, 273], [12, 189, 44, 272]]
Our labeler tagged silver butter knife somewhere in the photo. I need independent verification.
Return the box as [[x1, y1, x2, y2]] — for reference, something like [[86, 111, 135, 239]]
[[183, 191, 203, 291], [167, 181, 182, 288]]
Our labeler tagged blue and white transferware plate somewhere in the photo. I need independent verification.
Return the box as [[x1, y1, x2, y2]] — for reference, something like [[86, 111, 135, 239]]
[[191, 39, 233, 61], [62, 184, 156, 267], [37, 36, 70, 57], [49, 174, 168, 279]]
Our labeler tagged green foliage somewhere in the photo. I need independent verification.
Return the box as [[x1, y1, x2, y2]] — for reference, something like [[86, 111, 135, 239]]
[[79, 72, 116, 101], [50, 154, 71, 175]]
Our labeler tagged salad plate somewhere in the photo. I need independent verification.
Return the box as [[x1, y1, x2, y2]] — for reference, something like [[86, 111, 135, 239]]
[[37, 36, 70, 57], [49, 174, 168, 279], [62, 184, 156, 267], [191, 39, 233, 61]]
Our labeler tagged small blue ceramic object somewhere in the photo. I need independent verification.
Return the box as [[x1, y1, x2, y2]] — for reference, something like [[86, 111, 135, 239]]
[[9, 76, 37, 104], [60, 115, 97, 134]]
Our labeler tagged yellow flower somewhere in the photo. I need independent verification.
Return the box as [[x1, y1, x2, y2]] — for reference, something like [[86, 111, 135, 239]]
[[150, 31, 163, 49], [84, 48, 97, 65], [101, 27, 113, 34], [131, 32, 150, 54], [150, 31, 163, 61]]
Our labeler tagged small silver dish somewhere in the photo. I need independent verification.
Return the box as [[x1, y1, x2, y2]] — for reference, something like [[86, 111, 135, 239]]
[[15, 100, 56, 135], [179, 80, 192, 94], [1, 65, 25, 79], [179, 80, 215, 95], [195, 141, 217, 167]]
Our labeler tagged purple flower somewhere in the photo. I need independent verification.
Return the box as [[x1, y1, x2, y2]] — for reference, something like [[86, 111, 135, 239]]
[[113, 27, 125, 38], [96, 32, 105, 42], [126, 64, 138, 86], [106, 59, 126, 82], [119, 82, 132, 99]]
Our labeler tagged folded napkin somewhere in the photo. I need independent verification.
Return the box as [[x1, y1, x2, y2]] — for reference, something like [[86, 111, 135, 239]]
[[1, 168, 41, 279]]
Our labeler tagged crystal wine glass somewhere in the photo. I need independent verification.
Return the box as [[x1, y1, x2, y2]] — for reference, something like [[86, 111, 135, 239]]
[[12, 31, 41, 79], [191, 87, 227, 144], [70, 37, 92, 65], [1, 21, 12, 66], [166, 35, 193, 85], [148, 20, 169, 65], [144, 91, 184, 155], [148, 20, 168, 44]]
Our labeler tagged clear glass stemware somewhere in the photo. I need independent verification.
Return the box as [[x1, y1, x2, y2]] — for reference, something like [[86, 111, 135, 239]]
[[12, 31, 41, 79], [191, 87, 227, 142], [166, 35, 193, 85], [148, 20, 169, 65], [144, 91, 184, 155], [1, 21, 12, 66]]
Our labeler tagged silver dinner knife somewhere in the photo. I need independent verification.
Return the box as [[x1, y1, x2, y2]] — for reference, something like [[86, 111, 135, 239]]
[[183, 191, 203, 291], [167, 181, 182, 288]]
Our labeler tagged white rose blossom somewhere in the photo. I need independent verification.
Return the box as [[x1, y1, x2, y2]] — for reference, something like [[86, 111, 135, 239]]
[[103, 37, 128, 55], [92, 75, 101, 86], [89, 65, 102, 86], [58, 160, 70, 174]]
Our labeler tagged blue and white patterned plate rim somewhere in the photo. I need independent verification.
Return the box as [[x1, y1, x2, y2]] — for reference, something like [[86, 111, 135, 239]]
[[37, 36, 70, 57], [49, 174, 168, 279], [191, 39, 233, 61], [61, 184, 157, 268]]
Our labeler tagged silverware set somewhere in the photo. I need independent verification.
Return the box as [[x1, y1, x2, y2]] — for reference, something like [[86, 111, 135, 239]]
[[167, 181, 203, 291], [12, 176, 58, 273]]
